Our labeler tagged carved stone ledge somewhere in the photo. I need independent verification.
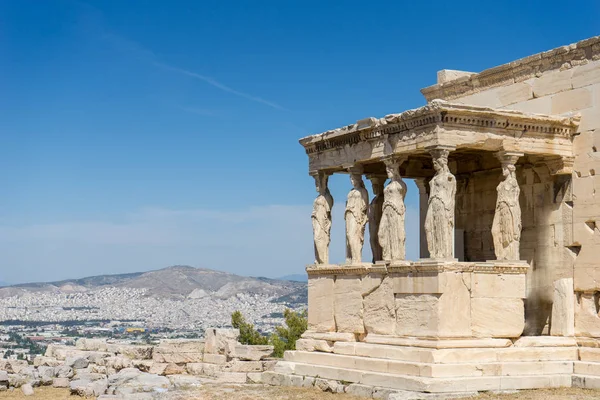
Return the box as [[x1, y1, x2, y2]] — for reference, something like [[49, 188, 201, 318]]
[[421, 35, 600, 101], [546, 156, 575, 175], [306, 260, 530, 276], [306, 264, 372, 276], [475, 261, 530, 275], [301, 101, 579, 174]]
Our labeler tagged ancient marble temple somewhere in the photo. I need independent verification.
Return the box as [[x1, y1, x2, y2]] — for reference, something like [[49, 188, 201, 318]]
[[266, 36, 600, 396]]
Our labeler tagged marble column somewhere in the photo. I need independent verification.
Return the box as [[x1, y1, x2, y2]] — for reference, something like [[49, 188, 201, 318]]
[[414, 178, 430, 259], [491, 151, 523, 261], [311, 171, 334, 265], [345, 166, 369, 264], [424, 146, 456, 260], [378, 156, 408, 262], [367, 174, 386, 263]]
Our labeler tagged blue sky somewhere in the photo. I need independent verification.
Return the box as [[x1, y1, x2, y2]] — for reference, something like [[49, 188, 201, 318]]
[[1, 0, 598, 283]]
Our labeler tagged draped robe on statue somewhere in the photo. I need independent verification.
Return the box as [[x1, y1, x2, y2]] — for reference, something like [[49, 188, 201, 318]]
[[345, 187, 369, 264], [368, 192, 384, 263], [312, 191, 334, 264], [492, 175, 521, 260], [425, 171, 456, 259], [378, 179, 407, 261]]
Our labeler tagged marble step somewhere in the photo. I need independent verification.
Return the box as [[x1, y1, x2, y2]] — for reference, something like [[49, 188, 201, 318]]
[[332, 342, 579, 364], [574, 361, 600, 376], [573, 374, 600, 389], [270, 362, 572, 393], [579, 347, 600, 362], [283, 351, 573, 378]]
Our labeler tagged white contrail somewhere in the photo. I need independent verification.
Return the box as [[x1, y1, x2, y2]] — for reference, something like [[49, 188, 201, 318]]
[[154, 62, 285, 110]]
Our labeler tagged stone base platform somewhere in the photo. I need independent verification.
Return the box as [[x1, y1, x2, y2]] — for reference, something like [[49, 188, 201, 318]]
[[572, 342, 600, 389], [264, 336, 592, 398]]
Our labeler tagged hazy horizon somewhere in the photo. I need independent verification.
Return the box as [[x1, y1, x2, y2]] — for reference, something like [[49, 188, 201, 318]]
[[1, 0, 597, 284]]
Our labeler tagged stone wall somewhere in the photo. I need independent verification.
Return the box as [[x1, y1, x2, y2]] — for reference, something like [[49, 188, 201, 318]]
[[423, 37, 600, 338], [455, 165, 572, 335], [307, 264, 527, 339], [0, 329, 275, 398]]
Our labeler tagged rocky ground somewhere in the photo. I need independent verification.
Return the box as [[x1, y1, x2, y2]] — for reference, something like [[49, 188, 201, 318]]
[[0, 329, 278, 399], [0, 386, 600, 399]]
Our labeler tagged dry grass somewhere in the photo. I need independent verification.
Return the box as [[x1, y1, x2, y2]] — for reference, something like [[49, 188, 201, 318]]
[[165, 384, 364, 399], [476, 387, 600, 399], [0, 386, 599, 399], [0, 387, 72, 399]]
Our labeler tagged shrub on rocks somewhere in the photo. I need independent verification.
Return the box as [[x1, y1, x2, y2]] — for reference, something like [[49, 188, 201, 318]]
[[230, 309, 307, 358]]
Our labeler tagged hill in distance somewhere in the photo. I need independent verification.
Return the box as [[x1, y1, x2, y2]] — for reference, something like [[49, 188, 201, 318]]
[[0, 266, 307, 303], [278, 274, 308, 282]]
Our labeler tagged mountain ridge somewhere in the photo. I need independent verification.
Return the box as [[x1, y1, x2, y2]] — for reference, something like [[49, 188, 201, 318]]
[[0, 265, 307, 302]]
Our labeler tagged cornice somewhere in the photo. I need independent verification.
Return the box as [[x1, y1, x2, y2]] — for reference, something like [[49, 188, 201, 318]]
[[299, 100, 580, 156], [421, 36, 600, 102], [306, 261, 529, 276]]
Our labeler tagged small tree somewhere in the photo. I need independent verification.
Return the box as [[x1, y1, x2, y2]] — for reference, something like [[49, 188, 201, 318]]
[[271, 309, 308, 358], [231, 311, 269, 346], [231, 309, 308, 358]]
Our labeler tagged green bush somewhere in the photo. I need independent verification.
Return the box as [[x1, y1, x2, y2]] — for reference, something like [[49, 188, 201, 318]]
[[231, 310, 268, 345], [231, 309, 307, 358]]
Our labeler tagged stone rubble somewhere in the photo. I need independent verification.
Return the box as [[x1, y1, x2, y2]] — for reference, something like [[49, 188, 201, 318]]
[[0, 328, 276, 398]]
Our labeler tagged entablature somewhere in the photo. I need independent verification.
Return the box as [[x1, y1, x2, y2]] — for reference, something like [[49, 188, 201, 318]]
[[299, 101, 580, 176]]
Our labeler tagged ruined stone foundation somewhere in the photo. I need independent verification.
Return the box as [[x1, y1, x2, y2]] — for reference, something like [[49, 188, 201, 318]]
[[274, 34, 600, 398], [265, 264, 600, 397]]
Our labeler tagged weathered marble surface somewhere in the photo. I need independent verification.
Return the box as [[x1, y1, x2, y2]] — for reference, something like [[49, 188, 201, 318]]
[[367, 176, 385, 263], [311, 173, 333, 265], [425, 148, 456, 260], [378, 158, 407, 262], [492, 153, 522, 261], [345, 172, 369, 264]]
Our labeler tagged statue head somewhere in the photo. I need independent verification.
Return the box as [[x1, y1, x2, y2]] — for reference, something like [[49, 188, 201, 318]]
[[385, 163, 399, 181], [496, 152, 522, 180], [383, 156, 405, 181], [368, 175, 385, 195], [313, 172, 329, 195], [350, 173, 364, 189], [502, 163, 516, 179], [432, 151, 449, 173]]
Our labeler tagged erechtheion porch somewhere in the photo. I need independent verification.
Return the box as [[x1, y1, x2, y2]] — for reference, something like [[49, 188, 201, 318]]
[[265, 36, 600, 396]]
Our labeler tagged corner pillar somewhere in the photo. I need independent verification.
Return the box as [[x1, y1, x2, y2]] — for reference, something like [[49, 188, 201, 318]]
[[310, 171, 334, 265], [415, 178, 430, 259], [366, 174, 386, 263]]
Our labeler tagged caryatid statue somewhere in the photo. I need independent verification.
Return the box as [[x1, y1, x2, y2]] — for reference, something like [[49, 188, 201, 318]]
[[491, 152, 523, 260], [311, 172, 334, 265], [424, 147, 456, 259], [367, 175, 385, 263], [345, 167, 369, 264], [378, 157, 408, 262]]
